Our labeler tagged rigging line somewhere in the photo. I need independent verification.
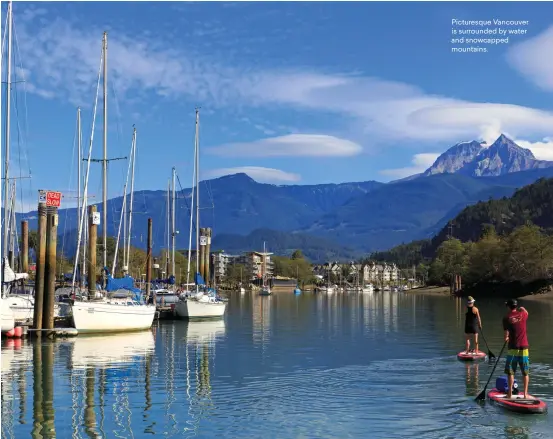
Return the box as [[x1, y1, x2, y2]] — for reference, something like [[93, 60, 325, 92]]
[[176, 174, 196, 232], [60, 110, 79, 277], [12, 18, 33, 217], [0, 5, 7, 61]]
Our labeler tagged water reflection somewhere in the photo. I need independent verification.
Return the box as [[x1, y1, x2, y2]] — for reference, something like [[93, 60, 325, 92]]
[[465, 363, 480, 396], [253, 294, 271, 349], [1, 293, 552, 438]]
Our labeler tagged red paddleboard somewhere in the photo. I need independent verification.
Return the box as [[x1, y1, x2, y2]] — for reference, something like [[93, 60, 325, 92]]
[[487, 389, 548, 414], [457, 350, 487, 361]]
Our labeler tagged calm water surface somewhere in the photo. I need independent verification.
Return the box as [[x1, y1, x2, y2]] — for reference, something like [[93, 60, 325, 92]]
[[1, 292, 552, 438]]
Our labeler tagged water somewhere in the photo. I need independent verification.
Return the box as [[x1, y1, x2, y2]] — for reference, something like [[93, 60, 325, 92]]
[[2, 292, 552, 438]]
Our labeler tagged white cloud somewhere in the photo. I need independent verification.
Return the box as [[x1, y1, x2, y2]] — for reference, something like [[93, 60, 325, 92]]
[[506, 25, 553, 92], [207, 134, 362, 157], [514, 137, 553, 161], [379, 153, 440, 179], [204, 167, 301, 183], [14, 8, 553, 146]]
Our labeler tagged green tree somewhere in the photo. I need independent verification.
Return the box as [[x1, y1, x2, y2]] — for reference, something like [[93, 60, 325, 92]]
[[502, 224, 553, 282]]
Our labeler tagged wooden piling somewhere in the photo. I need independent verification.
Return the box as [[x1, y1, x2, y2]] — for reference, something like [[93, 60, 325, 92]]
[[199, 227, 206, 281], [43, 209, 58, 331], [21, 220, 29, 273], [33, 203, 47, 331], [88, 205, 97, 300], [204, 228, 212, 286], [146, 218, 152, 300]]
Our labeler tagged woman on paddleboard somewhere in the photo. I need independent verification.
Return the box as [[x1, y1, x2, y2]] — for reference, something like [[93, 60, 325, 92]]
[[464, 296, 482, 354]]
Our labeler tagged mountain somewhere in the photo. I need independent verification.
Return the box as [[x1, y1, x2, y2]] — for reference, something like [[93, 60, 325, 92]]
[[367, 177, 553, 267], [424, 134, 553, 178], [17, 173, 383, 254], [424, 140, 484, 176], [14, 138, 553, 259], [296, 167, 553, 252], [211, 228, 361, 262], [427, 176, 553, 253]]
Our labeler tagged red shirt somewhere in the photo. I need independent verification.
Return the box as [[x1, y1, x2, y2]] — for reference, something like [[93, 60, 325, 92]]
[[502, 309, 529, 350]]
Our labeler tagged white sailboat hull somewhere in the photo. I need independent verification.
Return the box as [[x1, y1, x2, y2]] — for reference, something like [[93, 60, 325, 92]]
[[5, 295, 60, 322], [71, 301, 156, 333], [174, 299, 226, 319], [1, 298, 15, 333]]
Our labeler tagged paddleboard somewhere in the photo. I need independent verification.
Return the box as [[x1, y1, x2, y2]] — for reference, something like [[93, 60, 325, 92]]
[[457, 350, 487, 361], [487, 389, 547, 414]]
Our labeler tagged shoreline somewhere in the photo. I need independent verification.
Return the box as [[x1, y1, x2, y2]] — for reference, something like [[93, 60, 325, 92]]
[[407, 285, 553, 301], [406, 286, 451, 296], [519, 289, 553, 302]]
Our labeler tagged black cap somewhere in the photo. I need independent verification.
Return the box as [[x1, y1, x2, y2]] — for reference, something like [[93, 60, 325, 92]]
[[505, 299, 518, 307]]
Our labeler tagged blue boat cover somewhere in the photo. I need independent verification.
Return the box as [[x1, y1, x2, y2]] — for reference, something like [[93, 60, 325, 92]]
[[103, 266, 141, 294], [152, 275, 176, 285], [194, 272, 206, 285]]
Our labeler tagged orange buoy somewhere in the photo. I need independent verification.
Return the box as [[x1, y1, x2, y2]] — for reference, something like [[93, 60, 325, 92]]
[[13, 326, 23, 338], [6, 328, 15, 338]]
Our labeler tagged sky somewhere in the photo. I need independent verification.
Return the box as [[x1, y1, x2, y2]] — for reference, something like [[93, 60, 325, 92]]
[[1, 1, 553, 212]]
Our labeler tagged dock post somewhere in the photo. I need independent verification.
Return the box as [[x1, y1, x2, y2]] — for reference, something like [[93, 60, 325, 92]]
[[204, 228, 212, 286], [146, 218, 152, 301], [88, 205, 97, 300], [43, 208, 58, 332], [199, 228, 206, 282], [21, 220, 29, 273], [33, 203, 47, 331]]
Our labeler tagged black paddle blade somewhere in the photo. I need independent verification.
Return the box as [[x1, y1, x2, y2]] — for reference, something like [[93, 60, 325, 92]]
[[475, 388, 487, 401]]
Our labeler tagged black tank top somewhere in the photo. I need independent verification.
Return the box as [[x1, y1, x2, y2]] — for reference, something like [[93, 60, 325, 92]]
[[465, 306, 477, 327]]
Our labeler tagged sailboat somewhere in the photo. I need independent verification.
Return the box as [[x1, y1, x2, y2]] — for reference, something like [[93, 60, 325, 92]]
[[69, 32, 156, 333], [174, 109, 226, 319], [259, 242, 271, 296]]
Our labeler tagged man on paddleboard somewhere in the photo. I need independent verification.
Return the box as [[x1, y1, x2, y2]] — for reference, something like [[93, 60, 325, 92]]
[[503, 299, 530, 399], [464, 296, 482, 354]]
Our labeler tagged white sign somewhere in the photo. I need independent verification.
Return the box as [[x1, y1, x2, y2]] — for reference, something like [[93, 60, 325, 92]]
[[200, 236, 207, 246], [92, 212, 101, 225], [38, 190, 46, 203], [207, 237, 211, 244]]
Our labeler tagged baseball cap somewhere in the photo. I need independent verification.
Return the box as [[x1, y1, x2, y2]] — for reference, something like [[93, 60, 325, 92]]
[[467, 296, 475, 303], [505, 298, 518, 307]]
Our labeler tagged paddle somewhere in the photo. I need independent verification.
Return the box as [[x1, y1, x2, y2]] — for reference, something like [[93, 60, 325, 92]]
[[475, 340, 507, 402], [478, 327, 496, 361]]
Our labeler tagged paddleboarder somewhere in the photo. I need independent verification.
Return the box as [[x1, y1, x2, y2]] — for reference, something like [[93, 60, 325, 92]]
[[464, 296, 482, 354], [503, 299, 530, 399]]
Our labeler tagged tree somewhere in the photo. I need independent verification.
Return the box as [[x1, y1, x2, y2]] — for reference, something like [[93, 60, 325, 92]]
[[502, 224, 553, 282], [225, 263, 246, 286], [291, 249, 304, 260]]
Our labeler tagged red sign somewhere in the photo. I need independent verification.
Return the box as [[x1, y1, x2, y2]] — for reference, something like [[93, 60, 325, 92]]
[[46, 191, 62, 207]]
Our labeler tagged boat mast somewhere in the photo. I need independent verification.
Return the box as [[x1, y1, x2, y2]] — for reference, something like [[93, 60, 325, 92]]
[[171, 166, 176, 278], [77, 107, 82, 245], [3, 1, 13, 259], [125, 127, 136, 269], [186, 127, 197, 287], [102, 31, 108, 271], [195, 108, 200, 293], [166, 179, 170, 276]]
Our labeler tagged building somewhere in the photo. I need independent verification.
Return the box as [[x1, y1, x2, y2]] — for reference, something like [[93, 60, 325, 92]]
[[362, 262, 399, 284], [237, 251, 274, 281], [211, 251, 240, 284]]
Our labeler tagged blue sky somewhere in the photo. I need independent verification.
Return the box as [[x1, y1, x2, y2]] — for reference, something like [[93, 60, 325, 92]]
[[2, 1, 553, 211]]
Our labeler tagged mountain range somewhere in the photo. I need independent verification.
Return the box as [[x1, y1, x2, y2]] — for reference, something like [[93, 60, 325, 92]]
[[15, 134, 553, 262]]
